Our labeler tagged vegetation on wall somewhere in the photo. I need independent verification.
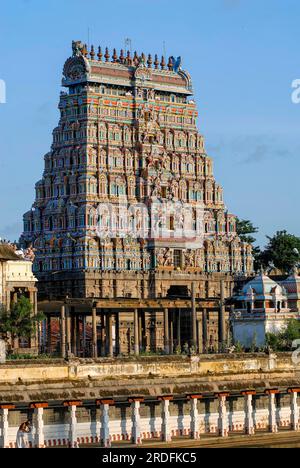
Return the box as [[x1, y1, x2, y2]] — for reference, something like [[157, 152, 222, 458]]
[[0, 296, 44, 346], [266, 319, 300, 351]]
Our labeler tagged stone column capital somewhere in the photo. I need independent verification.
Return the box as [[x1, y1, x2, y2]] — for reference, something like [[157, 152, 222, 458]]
[[158, 395, 173, 401], [186, 394, 203, 400], [29, 402, 49, 409], [128, 397, 144, 403], [63, 400, 82, 407], [96, 399, 115, 406], [264, 389, 279, 395]]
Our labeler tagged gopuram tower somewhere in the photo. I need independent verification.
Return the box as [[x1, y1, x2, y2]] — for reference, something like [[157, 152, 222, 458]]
[[21, 41, 253, 303]]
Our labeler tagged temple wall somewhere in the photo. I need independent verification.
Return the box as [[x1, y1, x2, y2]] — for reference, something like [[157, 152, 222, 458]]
[[0, 353, 296, 384]]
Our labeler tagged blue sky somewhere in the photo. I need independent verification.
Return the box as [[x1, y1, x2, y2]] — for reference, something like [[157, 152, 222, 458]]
[[0, 0, 299, 247]]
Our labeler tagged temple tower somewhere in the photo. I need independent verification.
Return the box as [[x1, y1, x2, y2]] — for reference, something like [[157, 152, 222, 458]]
[[21, 41, 253, 300]]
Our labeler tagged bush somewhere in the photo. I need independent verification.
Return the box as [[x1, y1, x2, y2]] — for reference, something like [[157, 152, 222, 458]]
[[234, 342, 245, 353], [6, 353, 56, 360], [266, 319, 300, 351]]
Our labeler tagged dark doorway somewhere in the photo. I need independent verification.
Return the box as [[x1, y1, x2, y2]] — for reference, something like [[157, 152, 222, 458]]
[[167, 285, 189, 298]]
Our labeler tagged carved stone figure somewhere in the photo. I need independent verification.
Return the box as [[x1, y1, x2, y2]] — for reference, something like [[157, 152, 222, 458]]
[[184, 250, 195, 268], [164, 249, 173, 266], [151, 177, 161, 198], [156, 248, 166, 266], [72, 41, 84, 57]]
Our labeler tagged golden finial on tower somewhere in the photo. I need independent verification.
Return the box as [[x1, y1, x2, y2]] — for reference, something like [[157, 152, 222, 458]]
[[104, 47, 110, 62], [112, 48, 118, 62], [82, 44, 88, 57], [119, 49, 125, 64], [126, 50, 132, 65], [154, 54, 159, 69], [133, 51, 139, 66], [97, 46, 103, 61], [168, 56, 173, 71], [90, 45, 95, 60], [147, 54, 153, 68], [161, 56, 166, 70]]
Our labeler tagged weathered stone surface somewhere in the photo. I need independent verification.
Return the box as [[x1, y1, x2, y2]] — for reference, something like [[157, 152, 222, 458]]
[[0, 353, 299, 404], [0, 340, 6, 364]]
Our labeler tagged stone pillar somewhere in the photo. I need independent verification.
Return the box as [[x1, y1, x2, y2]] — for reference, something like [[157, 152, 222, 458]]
[[34, 291, 39, 350], [191, 282, 197, 351], [37, 308, 41, 354], [216, 393, 229, 437], [0, 340, 5, 364], [72, 314, 77, 356], [115, 312, 120, 356], [265, 390, 278, 433], [82, 316, 87, 357], [139, 312, 143, 351], [202, 309, 208, 353], [218, 280, 225, 352], [159, 396, 173, 442], [176, 308, 181, 350], [188, 395, 201, 439], [92, 308, 98, 358], [0, 407, 11, 448], [69, 405, 78, 448], [6, 290, 11, 312], [66, 308, 71, 358], [47, 316, 51, 354], [129, 398, 144, 445], [108, 312, 113, 357], [60, 305, 66, 359], [197, 319, 203, 354], [34, 407, 46, 448], [170, 310, 174, 355], [134, 309, 139, 356], [101, 312, 106, 357], [164, 309, 170, 355], [98, 399, 114, 448], [76, 316, 81, 356], [288, 388, 300, 431], [242, 391, 255, 435]]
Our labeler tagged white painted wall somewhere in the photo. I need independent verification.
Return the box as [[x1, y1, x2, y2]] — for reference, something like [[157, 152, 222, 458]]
[[232, 321, 265, 348], [2, 406, 296, 447]]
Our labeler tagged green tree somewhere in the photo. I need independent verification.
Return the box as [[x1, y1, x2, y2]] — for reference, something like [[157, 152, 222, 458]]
[[266, 332, 284, 351], [260, 230, 300, 273], [236, 218, 261, 270], [282, 319, 300, 349], [236, 219, 259, 245], [266, 319, 300, 351], [0, 296, 44, 345]]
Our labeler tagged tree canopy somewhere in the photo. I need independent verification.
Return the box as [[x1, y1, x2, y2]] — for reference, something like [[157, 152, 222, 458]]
[[0, 296, 44, 344], [260, 230, 300, 273], [266, 319, 300, 351], [236, 218, 261, 270], [236, 219, 259, 245]]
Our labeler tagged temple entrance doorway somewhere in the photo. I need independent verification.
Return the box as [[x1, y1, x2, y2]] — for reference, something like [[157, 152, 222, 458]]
[[167, 285, 189, 298]]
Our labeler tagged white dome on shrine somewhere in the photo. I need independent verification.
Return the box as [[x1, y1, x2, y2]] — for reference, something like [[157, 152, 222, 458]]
[[281, 269, 300, 298], [241, 272, 286, 299]]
